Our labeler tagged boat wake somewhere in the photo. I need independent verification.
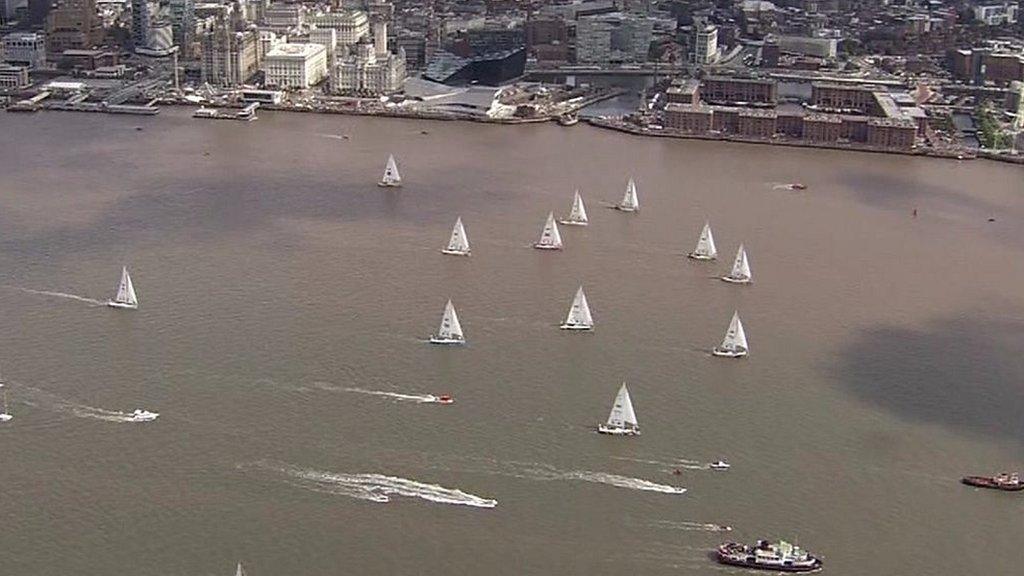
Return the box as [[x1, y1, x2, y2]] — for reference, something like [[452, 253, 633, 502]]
[[316, 133, 349, 141], [312, 383, 442, 404], [513, 462, 686, 495], [6, 287, 106, 306], [245, 461, 497, 508], [69, 406, 147, 423], [645, 519, 732, 532]]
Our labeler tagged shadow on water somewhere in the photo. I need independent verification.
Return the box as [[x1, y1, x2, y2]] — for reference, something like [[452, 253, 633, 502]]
[[831, 315, 1024, 444]]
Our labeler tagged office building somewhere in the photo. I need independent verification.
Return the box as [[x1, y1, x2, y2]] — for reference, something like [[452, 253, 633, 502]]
[[263, 42, 327, 88], [131, 0, 152, 50], [575, 12, 652, 64], [45, 0, 102, 54], [2, 32, 47, 68], [333, 35, 405, 95], [693, 24, 718, 65], [201, 27, 262, 86]]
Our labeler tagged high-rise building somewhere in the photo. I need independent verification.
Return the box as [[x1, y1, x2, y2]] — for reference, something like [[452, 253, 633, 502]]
[[692, 24, 718, 65], [169, 0, 195, 49], [131, 0, 152, 50], [45, 0, 102, 54]]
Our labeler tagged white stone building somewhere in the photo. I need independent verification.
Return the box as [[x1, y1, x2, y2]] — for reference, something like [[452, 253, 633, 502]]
[[264, 42, 327, 89], [2, 32, 47, 69]]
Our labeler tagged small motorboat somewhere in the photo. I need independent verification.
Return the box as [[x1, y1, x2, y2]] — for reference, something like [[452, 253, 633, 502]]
[[790, 183, 807, 190], [420, 130, 429, 135], [709, 460, 731, 470], [436, 394, 454, 405], [671, 468, 683, 476], [128, 409, 159, 422]]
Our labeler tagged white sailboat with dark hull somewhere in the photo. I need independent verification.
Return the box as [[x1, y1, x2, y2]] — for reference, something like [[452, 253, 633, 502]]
[[559, 190, 589, 226], [107, 266, 139, 309], [378, 154, 402, 187], [560, 286, 594, 330], [721, 245, 752, 284], [534, 212, 563, 250], [429, 299, 466, 345], [0, 366, 12, 423], [713, 312, 748, 358], [598, 383, 640, 436], [612, 178, 639, 212], [441, 217, 471, 256], [688, 222, 718, 260]]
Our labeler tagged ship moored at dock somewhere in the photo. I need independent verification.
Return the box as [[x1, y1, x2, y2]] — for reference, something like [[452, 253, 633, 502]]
[[193, 102, 258, 121], [716, 540, 822, 572]]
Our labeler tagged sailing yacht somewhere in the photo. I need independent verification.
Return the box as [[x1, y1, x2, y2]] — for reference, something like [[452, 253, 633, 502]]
[[0, 366, 12, 423], [441, 217, 471, 256], [429, 299, 466, 345], [107, 266, 139, 309], [378, 154, 402, 187], [712, 311, 749, 358], [688, 222, 718, 260], [558, 190, 589, 226], [560, 286, 594, 330], [533, 212, 563, 250], [721, 245, 752, 284], [598, 383, 640, 435], [234, 562, 247, 576], [613, 178, 640, 212]]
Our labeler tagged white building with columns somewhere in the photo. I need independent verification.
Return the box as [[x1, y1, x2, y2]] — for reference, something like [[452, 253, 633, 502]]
[[263, 42, 328, 89]]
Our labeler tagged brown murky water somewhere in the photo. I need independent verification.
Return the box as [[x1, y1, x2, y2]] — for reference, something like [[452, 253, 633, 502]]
[[0, 108, 1022, 576]]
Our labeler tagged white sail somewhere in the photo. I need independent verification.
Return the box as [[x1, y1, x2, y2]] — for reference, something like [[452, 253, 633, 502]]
[[561, 190, 589, 225], [380, 154, 401, 186], [719, 311, 748, 353], [725, 245, 751, 281], [112, 266, 138, 307], [606, 383, 638, 429], [534, 212, 563, 249], [0, 364, 10, 421], [235, 562, 246, 576], [435, 299, 465, 342], [561, 286, 594, 329], [690, 222, 718, 259], [618, 178, 639, 211], [442, 217, 471, 255]]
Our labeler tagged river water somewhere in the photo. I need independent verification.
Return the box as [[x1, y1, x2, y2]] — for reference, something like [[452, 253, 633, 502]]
[[0, 108, 1022, 576]]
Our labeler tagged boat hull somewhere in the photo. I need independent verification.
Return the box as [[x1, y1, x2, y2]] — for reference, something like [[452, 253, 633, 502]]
[[720, 276, 751, 284], [378, 182, 402, 188], [961, 476, 1024, 491], [688, 253, 716, 261], [429, 337, 465, 346], [533, 244, 562, 250], [716, 555, 822, 573], [557, 220, 588, 226], [106, 301, 138, 310], [612, 206, 638, 213], [559, 324, 593, 331], [712, 347, 748, 358], [598, 424, 640, 436], [441, 249, 471, 256]]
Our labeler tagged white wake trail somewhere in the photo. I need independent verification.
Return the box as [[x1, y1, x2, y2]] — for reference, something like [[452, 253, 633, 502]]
[[8, 287, 106, 306], [514, 462, 686, 495], [314, 383, 440, 404], [70, 406, 145, 423], [646, 519, 732, 532], [249, 462, 497, 508]]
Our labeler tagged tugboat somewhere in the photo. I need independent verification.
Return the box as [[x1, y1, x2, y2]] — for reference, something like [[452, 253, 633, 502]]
[[961, 472, 1023, 491], [716, 540, 822, 573]]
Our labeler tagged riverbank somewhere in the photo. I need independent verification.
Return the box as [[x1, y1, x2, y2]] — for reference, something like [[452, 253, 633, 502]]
[[586, 117, 979, 161]]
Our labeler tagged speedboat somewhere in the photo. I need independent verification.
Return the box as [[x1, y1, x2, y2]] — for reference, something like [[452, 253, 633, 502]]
[[128, 409, 159, 422], [436, 394, 454, 405], [790, 183, 807, 190], [709, 460, 731, 470], [0, 413, 12, 423]]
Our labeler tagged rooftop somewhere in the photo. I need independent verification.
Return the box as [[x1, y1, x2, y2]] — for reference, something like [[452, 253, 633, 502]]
[[266, 43, 326, 60]]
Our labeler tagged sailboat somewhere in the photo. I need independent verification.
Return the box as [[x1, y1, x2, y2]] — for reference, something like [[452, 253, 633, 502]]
[[107, 266, 139, 309], [429, 299, 466, 345], [441, 217, 471, 256], [378, 154, 402, 187], [533, 212, 563, 250], [688, 222, 718, 260], [598, 383, 640, 435], [712, 311, 748, 358], [721, 245, 751, 284], [613, 178, 639, 212], [234, 562, 247, 576], [559, 190, 589, 226], [560, 286, 594, 330], [0, 365, 12, 423]]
